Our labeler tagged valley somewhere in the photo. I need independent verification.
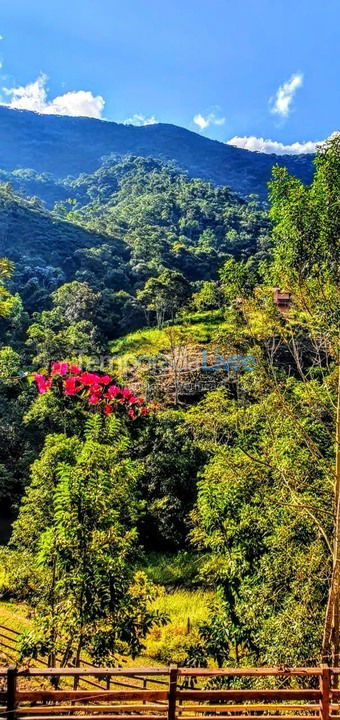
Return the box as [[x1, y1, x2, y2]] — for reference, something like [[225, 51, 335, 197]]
[[0, 109, 339, 669]]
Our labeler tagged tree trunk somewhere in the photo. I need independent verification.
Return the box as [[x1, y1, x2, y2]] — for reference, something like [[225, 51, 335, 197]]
[[73, 635, 83, 690], [322, 363, 340, 663]]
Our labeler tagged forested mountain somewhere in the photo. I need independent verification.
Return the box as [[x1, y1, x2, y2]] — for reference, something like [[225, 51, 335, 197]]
[[0, 106, 314, 197], [0, 157, 270, 317]]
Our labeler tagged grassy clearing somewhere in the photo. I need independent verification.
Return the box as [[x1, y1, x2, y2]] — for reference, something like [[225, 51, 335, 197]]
[[140, 552, 212, 663], [109, 311, 224, 366], [0, 600, 31, 664], [0, 550, 211, 666], [142, 551, 206, 588], [109, 313, 226, 391], [144, 588, 213, 664], [111, 326, 170, 358], [151, 588, 212, 633], [0, 600, 31, 633], [0, 586, 212, 667]]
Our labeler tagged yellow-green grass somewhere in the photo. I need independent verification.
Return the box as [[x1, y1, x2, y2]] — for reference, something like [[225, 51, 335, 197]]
[[109, 322, 223, 391], [0, 600, 31, 634], [151, 588, 213, 634], [143, 588, 213, 664], [109, 312, 223, 366], [0, 601, 155, 676], [0, 589, 212, 667], [142, 550, 206, 587], [0, 600, 31, 664]]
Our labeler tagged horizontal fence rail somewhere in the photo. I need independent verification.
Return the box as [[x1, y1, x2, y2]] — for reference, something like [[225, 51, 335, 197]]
[[0, 666, 340, 720]]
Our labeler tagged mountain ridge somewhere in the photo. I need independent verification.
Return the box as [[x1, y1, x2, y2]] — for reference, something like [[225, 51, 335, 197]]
[[0, 105, 314, 197]]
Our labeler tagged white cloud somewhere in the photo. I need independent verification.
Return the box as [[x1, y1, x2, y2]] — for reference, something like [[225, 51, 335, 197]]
[[124, 113, 158, 126], [2, 73, 105, 118], [47, 89, 104, 118], [270, 73, 303, 118], [193, 112, 226, 131], [226, 135, 320, 155], [193, 113, 209, 130]]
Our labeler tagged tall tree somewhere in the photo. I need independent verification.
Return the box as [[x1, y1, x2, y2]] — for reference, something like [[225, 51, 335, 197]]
[[12, 414, 166, 668]]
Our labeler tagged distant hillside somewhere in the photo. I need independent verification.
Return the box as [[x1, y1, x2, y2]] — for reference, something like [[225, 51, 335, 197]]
[[0, 106, 314, 197], [0, 158, 270, 315], [0, 183, 129, 312]]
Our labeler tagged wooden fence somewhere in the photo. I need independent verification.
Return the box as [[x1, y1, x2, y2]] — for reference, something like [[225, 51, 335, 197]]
[[0, 666, 340, 720]]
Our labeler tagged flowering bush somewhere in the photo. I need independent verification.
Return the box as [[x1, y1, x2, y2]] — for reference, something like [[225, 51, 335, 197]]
[[34, 362, 150, 420]]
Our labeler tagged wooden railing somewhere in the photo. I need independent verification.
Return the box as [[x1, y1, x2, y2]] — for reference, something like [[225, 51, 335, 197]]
[[0, 666, 339, 720]]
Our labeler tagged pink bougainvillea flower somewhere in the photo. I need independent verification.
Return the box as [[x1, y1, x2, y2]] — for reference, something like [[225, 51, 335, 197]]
[[128, 396, 139, 405], [34, 375, 52, 394], [90, 383, 103, 398], [70, 365, 81, 374], [33, 362, 152, 420], [106, 385, 121, 399], [78, 372, 101, 386], [98, 375, 112, 385], [122, 388, 133, 401], [64, 377, 81, 396], [52, 362, 69, 376], [34, 373, 44, 384]]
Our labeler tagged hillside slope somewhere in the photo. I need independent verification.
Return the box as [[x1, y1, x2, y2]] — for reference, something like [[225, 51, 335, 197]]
[[0, 106, 314, 197], [0, 158, 270, 315]]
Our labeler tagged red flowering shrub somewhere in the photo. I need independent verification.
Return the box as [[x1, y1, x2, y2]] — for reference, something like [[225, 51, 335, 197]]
[[34, 362, 151, 420]]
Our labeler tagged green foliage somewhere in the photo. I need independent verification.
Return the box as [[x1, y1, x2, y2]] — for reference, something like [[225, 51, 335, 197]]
[[11, 415, 167, 664], [17, 629, 52, 663], [0, 257, 15, 318], [191, 281, 223, 311], [0, 346, 21, 382], [142, 552, 207, 587], [26, 281, 101, 365], [267, 134, 340, 338], [137, 411, 205, 549], [0, 156, 271, 351], [137, 270, 192, 327], [0, 131, 339, 669], [185, 369, 335, 664], [0, 547, 45, 600]]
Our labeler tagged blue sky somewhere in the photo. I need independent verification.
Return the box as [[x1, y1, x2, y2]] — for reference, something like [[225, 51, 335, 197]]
[[0, 0, 339, 154]]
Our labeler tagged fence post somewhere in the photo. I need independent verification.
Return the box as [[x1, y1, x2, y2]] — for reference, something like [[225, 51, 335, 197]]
[[142, 677, 147, 706], [168, 664, 178, 720], [7, 665, 17, 720], [321, 664, 331, 720]]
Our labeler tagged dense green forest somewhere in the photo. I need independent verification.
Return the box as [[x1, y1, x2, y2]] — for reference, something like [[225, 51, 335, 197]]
[[0, 133, 339, 669]]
